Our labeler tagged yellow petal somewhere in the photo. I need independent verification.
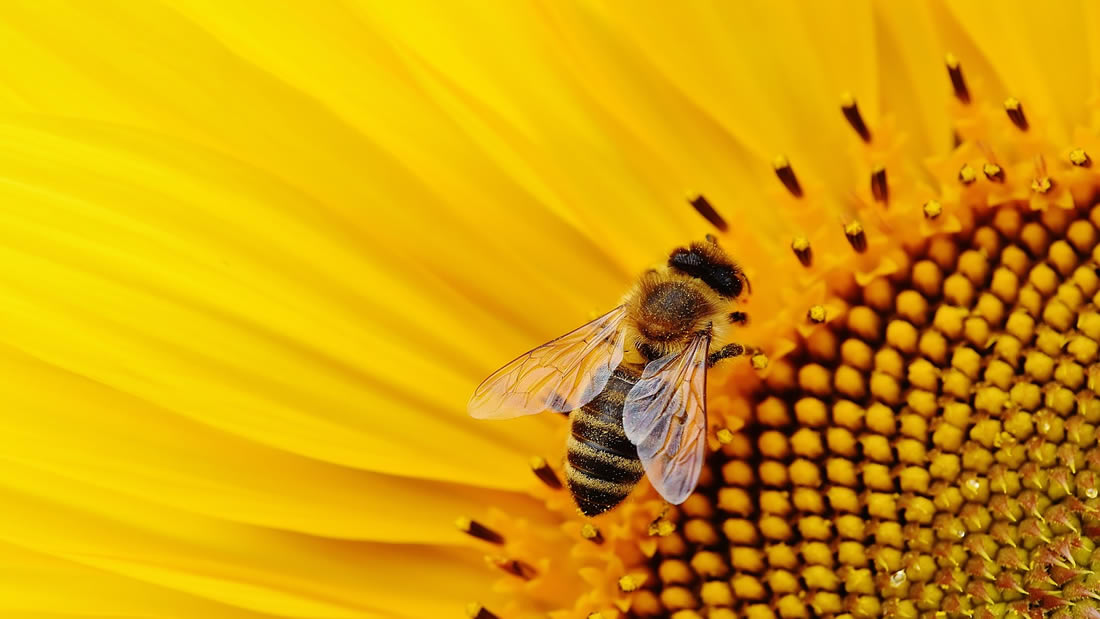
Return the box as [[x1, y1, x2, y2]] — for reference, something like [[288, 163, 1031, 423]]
[[4, 335, 554, 543], [0, 118, 574, 489], [0, 542, 269, 618], [872, 1, 953, 160], [0, 459, 492, 617], [592, 1, 879, 193], [946, 0, 1090, 140]]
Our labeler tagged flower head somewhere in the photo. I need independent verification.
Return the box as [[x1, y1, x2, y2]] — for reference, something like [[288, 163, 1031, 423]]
[[6, 3, 1100, 619]]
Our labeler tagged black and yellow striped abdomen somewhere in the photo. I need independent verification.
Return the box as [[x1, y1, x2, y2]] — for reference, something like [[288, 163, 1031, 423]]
[[564, 364, 645, 516]]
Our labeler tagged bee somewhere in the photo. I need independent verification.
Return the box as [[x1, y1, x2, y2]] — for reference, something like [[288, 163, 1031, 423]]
[[468, 236, 751, 516]]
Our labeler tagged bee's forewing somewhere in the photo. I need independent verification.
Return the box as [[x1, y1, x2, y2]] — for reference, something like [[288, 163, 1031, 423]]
[[467, 305, 628, 419], [622, 334, 709, 505]]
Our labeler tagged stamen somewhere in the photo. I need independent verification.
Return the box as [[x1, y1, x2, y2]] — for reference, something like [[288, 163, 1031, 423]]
[[1070, 148, 1092, 168], [791, 235, 812, 267], [1004, 97, 1028, 131], [844, 221, 867, 253], [750, 352, 769, 370], [455, 517, 505, 544], [466, 603, 500, 619], [840, 92, 871, 142], [487, 556, 538, 580], [619, 573, 648, 592], [808, 305, 826, 323], [1031, 176, 1053, 194], [959, 164, 977, 185], [716, 428, 735, 444], [945, 53, 970, 104], [529, 456, 562, 489], [648, 517, 676, 537], [773, 155, 803, 197], [982, 163, 1005, 183], [870, 164, 888, 203], [581, 523, 604, 544], [688, 194, 728, 232], [923, 200, 943, 219]]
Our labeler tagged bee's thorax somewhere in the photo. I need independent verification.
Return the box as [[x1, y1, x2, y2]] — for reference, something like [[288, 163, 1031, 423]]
[[625, 269, 731, 362]]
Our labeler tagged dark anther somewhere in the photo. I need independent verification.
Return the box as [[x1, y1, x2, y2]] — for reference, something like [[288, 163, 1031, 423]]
[[841, 93, 871, 142], [529, 456, 562, 489], [455, 517, 505, 544], [729, 311, 748, 325], [580, 523, 604, 545], [466, 604, 500, 619], [945, 53, 970, 104], [791, 236, 812, 267], [488, 557, 538, 580], [844, 221, 867, 253], [689, 194, 728, 232], [983, 163, 1005, 183], [773, 155, 803, 197], [1070, 148, 1092, 168], [870, 165, 888, 203], [1004, 97, 1028, 131]]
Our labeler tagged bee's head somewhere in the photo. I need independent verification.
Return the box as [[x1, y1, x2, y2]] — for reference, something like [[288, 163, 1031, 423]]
[[666, 236, 750, 299]]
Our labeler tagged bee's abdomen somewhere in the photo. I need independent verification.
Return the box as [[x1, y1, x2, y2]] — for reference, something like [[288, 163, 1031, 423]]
[[564, 367, 645, 517]]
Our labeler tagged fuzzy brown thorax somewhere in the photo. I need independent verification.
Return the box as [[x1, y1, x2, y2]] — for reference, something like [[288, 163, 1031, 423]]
[[623, 240, 748, 363]]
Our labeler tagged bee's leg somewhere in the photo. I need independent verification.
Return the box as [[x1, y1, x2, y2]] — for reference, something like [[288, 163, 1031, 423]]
[[708, 343, 746, 366]]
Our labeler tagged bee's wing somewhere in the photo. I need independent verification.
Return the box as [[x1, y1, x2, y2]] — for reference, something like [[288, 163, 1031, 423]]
[[622, 334, 709, 505], [467, 305, 628, 419]]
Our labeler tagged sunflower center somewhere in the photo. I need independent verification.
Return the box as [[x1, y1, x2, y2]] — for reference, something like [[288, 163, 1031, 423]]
[[633, 203, 1100, 619], [461, 202, 1100, 619]]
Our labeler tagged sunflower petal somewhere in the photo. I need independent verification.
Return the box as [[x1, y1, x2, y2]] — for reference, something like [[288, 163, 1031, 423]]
[[0, 459, 492, 618]]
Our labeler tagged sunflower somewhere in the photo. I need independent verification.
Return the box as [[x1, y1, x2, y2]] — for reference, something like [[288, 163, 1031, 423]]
[[3, 2, 1100, 619]]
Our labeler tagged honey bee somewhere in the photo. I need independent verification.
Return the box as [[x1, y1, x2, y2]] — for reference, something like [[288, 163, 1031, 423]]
[[468, 236, 751, 516]]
